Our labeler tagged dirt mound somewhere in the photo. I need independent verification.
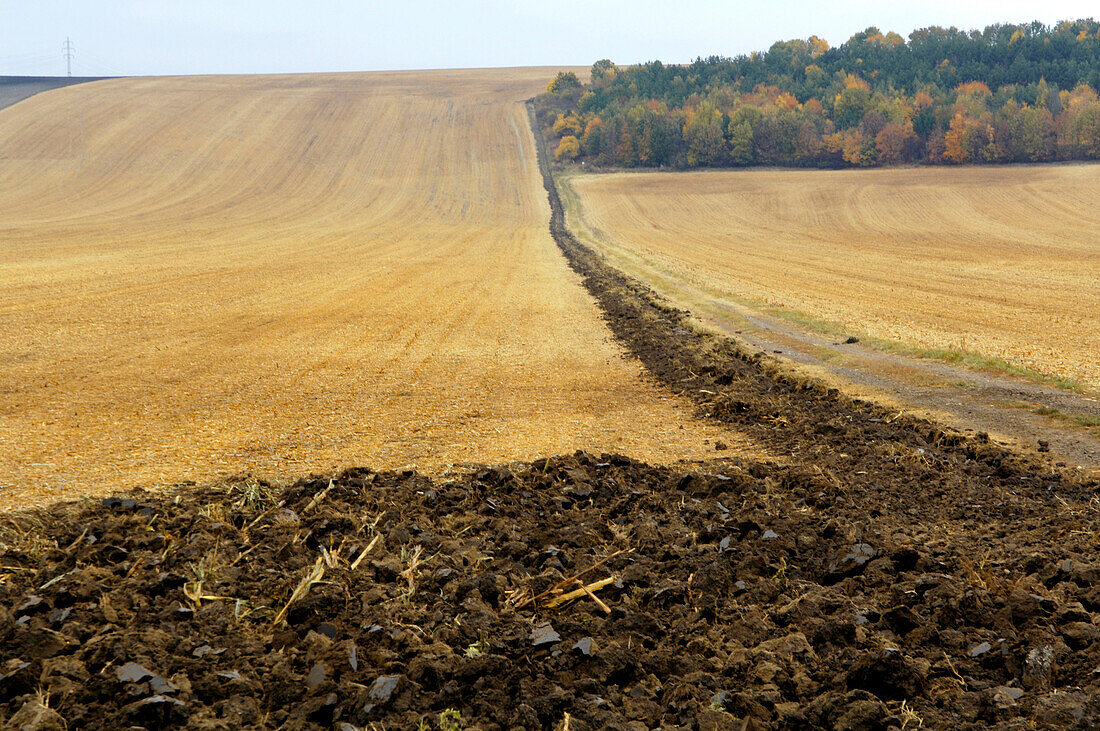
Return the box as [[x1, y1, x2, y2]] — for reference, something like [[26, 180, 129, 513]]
[[3, 452, 1100, 729]]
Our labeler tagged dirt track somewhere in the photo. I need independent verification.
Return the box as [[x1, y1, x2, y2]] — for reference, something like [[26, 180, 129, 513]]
[[0, 70, 741, 508]]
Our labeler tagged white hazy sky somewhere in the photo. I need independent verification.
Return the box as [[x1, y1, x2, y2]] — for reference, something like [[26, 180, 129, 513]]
[[1, 1, 1097, 77]]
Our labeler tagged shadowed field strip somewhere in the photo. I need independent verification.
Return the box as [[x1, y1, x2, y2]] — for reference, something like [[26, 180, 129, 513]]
[[568, 166, 1100, 392], [0, 70, 746, 509]]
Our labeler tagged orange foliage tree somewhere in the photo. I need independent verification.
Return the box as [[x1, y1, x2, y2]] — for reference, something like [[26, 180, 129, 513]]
[[876, 121, 917, 164], [944, 113, 995, 163], [553, 135, 580, 162], [553, 113, 583, 138]]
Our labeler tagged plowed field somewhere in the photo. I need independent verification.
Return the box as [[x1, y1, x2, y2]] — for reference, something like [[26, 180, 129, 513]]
[[568, 166, 1100, 391], [0, 70, 739, 508]]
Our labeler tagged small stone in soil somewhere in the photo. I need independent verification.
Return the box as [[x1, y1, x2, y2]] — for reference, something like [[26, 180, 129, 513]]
[[148, 675, 176, 695], [828, 543, 876, 578], [531, 623, 561, 647], [191, 645, 225, 658], [46, 608, 70, 626], [710, 691, 731, 710], [572, 637, 595, 656], [305, 663, 328, 691], [369, 675, 401, 703], [125, 694, 186, 723], [992, 686, 1025, 709], [969, 642, 992, 658], [115, 662, 155, 684], [1025, 646, 1055, 688]]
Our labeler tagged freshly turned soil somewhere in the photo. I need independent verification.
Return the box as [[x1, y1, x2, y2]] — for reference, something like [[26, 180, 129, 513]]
[[1, 449, 1099, 730]]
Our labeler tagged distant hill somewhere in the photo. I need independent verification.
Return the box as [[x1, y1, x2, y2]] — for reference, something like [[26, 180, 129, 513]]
[[0, 76, 112, 112]]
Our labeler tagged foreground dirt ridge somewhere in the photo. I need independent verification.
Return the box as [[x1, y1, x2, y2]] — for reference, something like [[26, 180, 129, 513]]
[[4, 445, 1100, 727]]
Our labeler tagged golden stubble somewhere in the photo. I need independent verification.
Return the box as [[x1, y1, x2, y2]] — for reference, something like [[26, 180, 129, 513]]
[[571, 166, 1100, 391], [0, 69, 747, 509]]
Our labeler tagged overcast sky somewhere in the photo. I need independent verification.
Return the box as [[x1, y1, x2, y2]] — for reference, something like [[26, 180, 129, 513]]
[[1, 1, 1098, 77]]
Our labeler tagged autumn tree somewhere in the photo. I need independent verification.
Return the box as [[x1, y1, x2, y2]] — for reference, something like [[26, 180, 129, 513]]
[[808, 35, 830, 57], [944, 112, 995, 163], [876, 121, 917, 164], [994, 100, 1054, 161], [581, 117, 605, 158], [683, 102, 727, 166], [546, 72, 582, 95], [554, 135, 580, 162], [590, 59, 618, 87], [553, 113, 584, 138], [1057, 84, 1100, 157], [824, 130, 865, 166], [729, 122, 754, 164], [727, 106, 760, 165], [834, 76, 872, 128]]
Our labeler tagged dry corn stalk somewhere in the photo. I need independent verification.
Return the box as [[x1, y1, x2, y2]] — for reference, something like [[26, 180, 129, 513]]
[[272, 556, 325, 625], [575, 578, 612, 614], [400, 545, 424, 599], [349, 534, 382, 571], [544, 577, 616, 609], [513, 548, 631, 609], [303, 480, 334, 513], [182, 581, 238, 609]]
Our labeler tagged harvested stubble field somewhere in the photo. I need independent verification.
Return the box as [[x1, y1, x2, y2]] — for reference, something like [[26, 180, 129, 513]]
[[567, 166, 1100, 391], [0, 70, 738, 508]]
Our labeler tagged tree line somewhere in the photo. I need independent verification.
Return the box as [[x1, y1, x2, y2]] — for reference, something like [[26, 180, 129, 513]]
[[533, 19, 1100, 168]]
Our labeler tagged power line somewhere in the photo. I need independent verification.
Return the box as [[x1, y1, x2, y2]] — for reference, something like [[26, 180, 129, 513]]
[[79, 50, 130, 77], [63, 37, 75, 77]]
